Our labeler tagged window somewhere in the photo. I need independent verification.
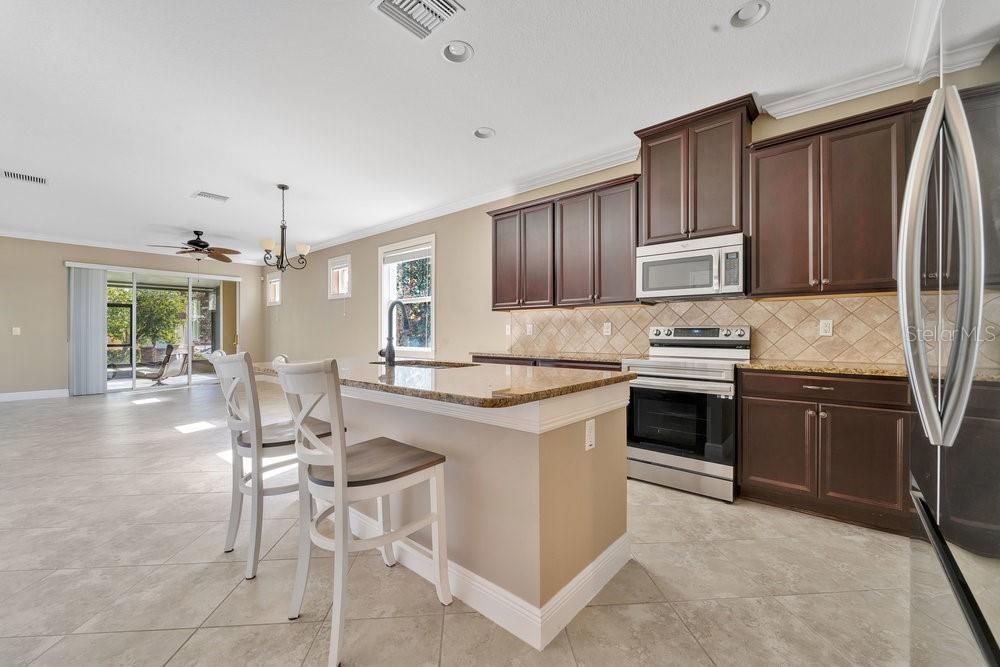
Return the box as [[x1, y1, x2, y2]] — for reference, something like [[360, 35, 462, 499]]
[[266, 272, 281, 306], [378, 235, 434, 357], [328, 255, 351, 300]]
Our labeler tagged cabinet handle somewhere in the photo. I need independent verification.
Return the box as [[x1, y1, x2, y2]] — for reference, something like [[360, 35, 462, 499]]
[[927, 272, 938, 279], [802, 384, 834, 391], [806, 409, 816, 416], [821, 278, 830, 285], [809, 279, 818, 286], [819, 411, 829, 419]]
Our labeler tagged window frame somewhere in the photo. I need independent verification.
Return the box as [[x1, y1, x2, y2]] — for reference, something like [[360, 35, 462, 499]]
[[265, 272, 282, 306], [327, 254, 352, 300], [377, 234, 435, 359]]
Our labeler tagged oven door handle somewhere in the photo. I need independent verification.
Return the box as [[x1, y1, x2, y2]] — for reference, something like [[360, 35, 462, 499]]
[[630, 377, 734, 397]]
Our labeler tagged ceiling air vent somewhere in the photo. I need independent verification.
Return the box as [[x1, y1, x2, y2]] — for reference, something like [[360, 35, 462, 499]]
[[191, 191, 230, 202], [371, 0, 465, 39], [4, 171, 46, 185]]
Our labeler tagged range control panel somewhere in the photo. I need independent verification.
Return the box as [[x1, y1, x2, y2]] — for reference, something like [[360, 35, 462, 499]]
[[649, 326, 749, 342]]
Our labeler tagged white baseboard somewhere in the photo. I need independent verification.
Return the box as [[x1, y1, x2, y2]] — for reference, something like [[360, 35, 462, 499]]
[[0, 388, 69, 402], [349, 508, 629, 650]]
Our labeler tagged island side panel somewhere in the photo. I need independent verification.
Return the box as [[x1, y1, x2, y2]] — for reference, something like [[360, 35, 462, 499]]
[[341, 396, 544, 606], [538, 407, 628, 604]]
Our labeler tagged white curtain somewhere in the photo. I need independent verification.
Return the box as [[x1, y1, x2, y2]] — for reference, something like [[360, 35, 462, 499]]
[[68, 267, 108, 396]]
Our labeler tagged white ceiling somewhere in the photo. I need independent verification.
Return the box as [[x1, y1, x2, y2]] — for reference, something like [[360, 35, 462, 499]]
[[1, 0, 998, 263]]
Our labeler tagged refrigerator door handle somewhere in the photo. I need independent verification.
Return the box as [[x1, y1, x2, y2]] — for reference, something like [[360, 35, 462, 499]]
[[939, 85, 985, 448], [898, 89, 945, 446]]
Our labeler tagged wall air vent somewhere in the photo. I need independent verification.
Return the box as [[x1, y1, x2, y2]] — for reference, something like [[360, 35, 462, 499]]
[[192, 191, 230, 202], [371, 0, 465, 39], [4, 171, 46, 185]]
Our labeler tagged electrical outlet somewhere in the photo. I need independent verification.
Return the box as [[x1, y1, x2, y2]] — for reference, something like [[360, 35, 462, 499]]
[[602, 322, 612, 336], [11, 327, 21, 336], [526, 323, 534, 336], [818, 319, 834, 337], [505, 324, 511, 336], [584, 418, 596, 451]]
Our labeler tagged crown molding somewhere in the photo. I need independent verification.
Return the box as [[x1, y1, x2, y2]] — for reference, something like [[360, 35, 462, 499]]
[[762, 0, 998, 119], [310, 142, 639, 252], [0, 228, 265, 266]]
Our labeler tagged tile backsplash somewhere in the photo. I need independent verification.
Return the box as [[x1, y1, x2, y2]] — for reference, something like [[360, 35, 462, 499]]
[[509, 292, 1000, 368]]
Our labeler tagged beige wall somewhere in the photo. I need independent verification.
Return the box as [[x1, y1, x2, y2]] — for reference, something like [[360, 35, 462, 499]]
[[263, 161, 641, 363], [0, 236, 264, 393]]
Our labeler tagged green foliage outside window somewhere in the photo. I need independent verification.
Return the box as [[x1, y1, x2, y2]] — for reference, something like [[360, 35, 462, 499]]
[[107, 286, 187, 348]]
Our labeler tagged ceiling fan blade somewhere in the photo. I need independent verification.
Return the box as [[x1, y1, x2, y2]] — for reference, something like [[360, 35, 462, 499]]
[[208, 252, 233, 263], [176, 249, 202, 255], [148, 244, 189, 249], [206, 247, 240, 255]]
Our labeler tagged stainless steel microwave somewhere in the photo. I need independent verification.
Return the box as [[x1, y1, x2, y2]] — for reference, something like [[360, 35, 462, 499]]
[[635, 232, 745, 299]]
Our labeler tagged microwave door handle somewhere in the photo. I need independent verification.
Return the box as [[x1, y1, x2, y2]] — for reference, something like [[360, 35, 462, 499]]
[[939, 85, 985, 449], [898, 88, 945, 446], [713, 248, 721, 291]]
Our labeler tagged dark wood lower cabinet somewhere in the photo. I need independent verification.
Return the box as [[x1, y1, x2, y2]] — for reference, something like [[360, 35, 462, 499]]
[[739, 370, 913, 533]]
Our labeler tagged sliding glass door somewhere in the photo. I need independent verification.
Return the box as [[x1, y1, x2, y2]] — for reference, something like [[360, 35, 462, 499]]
[[103, 269, 238, 392]]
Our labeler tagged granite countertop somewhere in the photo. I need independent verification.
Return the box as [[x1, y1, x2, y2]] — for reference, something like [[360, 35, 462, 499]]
[[737, 359, 909, 378], [254, 359, 636, 409], [470, 351, 638, 364]]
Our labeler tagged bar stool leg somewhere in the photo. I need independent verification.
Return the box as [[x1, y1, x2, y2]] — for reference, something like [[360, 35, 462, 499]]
[[377, 495, 396, 567], [328, 510, 350, 667], [289, 463, 312, 620], [224, 447, 243, 553], [245, 456, 264, 580], [430, 465, 453, 605]]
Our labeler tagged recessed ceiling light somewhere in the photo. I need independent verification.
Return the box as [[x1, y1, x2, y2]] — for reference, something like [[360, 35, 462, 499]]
[[443, 40, 474, 63], [474, 127, 495, 139], [730, 0, 770, 28]]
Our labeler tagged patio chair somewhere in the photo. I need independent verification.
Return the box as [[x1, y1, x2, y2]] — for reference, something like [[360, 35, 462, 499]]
[[136, 345, 188, 385]]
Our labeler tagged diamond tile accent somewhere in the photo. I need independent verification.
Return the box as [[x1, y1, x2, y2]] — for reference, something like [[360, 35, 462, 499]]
[[505, 292, 1000, 369]]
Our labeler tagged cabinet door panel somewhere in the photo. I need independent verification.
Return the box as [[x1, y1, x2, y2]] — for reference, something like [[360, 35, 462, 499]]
[[741, 397, 818, 496], [520, 203, 554, 308], [818, 404, 908, 512], [750, 138, 820, 296], [820, 114, 904, 292], [554, 193, 595, 306], [595, 181, 637, 304], [492, 212, 520, 309], [640, 130, 688, 244], [689, 111, 741, 238]]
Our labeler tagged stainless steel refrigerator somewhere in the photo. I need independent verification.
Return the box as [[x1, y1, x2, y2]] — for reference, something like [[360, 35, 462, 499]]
[[899, 45, 1000, 665]]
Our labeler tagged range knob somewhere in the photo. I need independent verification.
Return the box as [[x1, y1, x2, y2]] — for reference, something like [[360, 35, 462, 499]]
[[653, 328, 662, 336], [723, 328, 732, 337], [664, 328, 673, 336], [736, 328, 746, 337]]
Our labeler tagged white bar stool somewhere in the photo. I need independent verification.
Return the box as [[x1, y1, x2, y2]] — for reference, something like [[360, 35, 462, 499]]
[[210, 351, 331, 579], [275, 357, 452, 667]]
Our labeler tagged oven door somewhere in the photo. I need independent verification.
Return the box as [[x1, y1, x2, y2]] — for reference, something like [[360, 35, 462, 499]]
[[635, 247, 720, 298], [627, 377, 736, 468]]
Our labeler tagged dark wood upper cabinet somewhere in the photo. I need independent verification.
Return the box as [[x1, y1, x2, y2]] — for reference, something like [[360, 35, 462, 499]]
[[519, 203, 555, 308], [639, 129, 687, 244], [819, 114, 904, 293], [750, 137, 821, 296], [818, 404, 909, 513], [594, 180, 638, 304], [491, 175, 638, 310], [741, 396, 818, 497], [555, 193, 595, 306], [689, 111, 743, 237], [492, 211, 521, 309], [636, 95, 758, 246]]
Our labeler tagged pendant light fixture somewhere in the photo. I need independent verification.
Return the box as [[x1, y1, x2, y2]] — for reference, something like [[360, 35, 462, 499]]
[[261, 184, 310, 271]]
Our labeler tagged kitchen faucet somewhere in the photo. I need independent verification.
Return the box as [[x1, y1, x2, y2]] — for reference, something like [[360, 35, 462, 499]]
[[379, 299, 409, 366]]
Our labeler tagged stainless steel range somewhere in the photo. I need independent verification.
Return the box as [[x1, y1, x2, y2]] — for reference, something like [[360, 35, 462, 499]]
[[623, 325, 750, 502]]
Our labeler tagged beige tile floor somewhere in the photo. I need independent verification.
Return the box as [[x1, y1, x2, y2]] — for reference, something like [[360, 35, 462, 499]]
[[0, 383, 985, 665]]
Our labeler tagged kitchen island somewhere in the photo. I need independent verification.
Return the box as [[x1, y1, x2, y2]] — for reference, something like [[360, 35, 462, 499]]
[[255, 358, 634, 650]]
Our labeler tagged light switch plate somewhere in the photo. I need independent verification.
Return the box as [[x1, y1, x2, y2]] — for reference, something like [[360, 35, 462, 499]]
[[584, 418, 596, 450], [11, 327, 20, 336], [819, 320, 834, 337], [602, 322, 612, 336], [526, 323, 534, 336]]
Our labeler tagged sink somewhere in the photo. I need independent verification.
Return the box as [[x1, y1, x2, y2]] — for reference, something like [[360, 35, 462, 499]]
[[369, 360, 478, 369]]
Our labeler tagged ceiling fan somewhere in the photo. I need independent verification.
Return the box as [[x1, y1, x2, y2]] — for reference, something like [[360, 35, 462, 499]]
[[148, 230, 241, 263]]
